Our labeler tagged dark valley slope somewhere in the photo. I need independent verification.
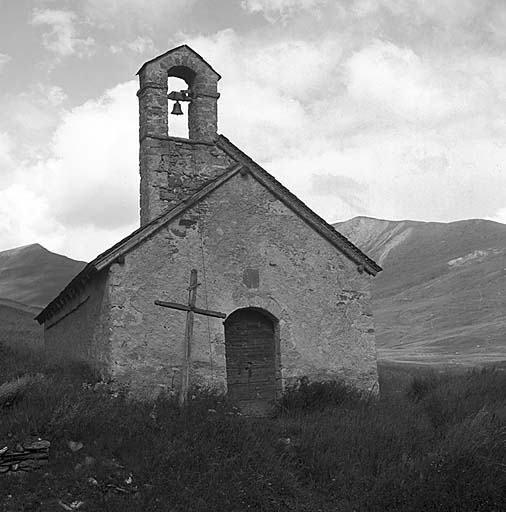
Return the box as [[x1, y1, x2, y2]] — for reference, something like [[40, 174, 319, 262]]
[[0, 243, 86, 309], [0, 299, 43, 350], [0, 244, 85, 349], [335, 217, 506, 364]]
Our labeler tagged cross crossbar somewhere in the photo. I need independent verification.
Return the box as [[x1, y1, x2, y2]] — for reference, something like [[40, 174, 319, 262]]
[[154, 300, 226, 319], [154, 269, 226, 407]]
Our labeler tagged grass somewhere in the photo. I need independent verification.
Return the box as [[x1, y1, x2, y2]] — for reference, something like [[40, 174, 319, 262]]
[[2, 346, 506, 511]]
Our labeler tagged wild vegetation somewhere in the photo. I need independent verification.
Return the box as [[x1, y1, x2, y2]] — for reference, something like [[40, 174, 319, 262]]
[[2, 345, 506, 511]]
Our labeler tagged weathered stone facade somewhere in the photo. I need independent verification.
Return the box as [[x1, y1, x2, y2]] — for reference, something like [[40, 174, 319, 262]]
[[107, 172, 378, 395], [38, 45, 381, 405]]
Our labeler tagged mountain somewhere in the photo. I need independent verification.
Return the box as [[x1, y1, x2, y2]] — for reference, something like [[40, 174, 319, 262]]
[[0, 243, 86, 309], [335, 217, 506, 364]]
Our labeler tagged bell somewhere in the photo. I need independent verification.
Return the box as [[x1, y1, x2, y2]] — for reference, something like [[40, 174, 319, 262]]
[[171, 100, 183, 116]]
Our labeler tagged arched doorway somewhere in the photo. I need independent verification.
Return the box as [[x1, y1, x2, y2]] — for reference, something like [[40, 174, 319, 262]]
[[224, 308, 278, 414]]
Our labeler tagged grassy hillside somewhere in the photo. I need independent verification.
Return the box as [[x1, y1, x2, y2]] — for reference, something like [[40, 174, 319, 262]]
[[0, 243, 85, 308], [0, 302, 42, 351], [2, 348, 506, 511], [335, 217, 506, 364]]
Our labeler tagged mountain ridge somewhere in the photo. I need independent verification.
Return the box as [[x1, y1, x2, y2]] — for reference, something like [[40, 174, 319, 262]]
[[334, 216, 506, 364], [0, 243, 86, 309]]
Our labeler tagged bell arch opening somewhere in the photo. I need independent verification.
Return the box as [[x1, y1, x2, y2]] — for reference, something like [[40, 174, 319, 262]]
[[167, 76, 189, 138], [224, 308, 280, 415]]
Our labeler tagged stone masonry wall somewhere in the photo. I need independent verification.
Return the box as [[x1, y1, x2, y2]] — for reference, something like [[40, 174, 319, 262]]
[[107, 171, 379, 397], [44, 270, 112, 378], [0, 440, 50, 474], [139, 138, 235, 224]]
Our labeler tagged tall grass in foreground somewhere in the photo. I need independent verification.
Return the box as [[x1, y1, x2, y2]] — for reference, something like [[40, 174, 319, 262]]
[[2, 345, 506, 511]]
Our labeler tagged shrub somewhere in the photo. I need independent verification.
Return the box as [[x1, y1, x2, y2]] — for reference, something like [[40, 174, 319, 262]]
[[276, 376, 363, 415], [406, 373, 438, 402], [0, 373, 45, 408]]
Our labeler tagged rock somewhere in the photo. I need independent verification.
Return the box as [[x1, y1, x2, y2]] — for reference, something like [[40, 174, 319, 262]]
[[58, 500, 84, 511], [23, 439, 50, 451], [84, 456, 95, 467], [68, 441, 84, 452], [87, 477, 98, 486], [0, 446, 8, 455], [18, 459, 46, 470], [1, 452, 47, 462]]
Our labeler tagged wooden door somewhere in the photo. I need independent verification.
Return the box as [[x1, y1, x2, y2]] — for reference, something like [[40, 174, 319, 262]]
[[224, 309, 277, 414]]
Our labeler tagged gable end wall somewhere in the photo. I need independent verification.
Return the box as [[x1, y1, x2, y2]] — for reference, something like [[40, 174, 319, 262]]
[[107, 172, 378, 396]]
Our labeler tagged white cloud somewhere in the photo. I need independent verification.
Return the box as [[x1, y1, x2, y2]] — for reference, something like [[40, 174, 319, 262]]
[[241, 0, 328, 22], [162, 29, 506, 228], [110, 36, 156, 55], [0, 184, 64, 251], [0, 84, 69, 157], [42, 84, 68, 106], [345, 40, 471, 124], [32, 80, 139, 229], [0, 53, 11, 73], [180, 30, 337, 157], [4, 17, 506, 261], [31, 9, 95, 58], [0, 132, 16, 186], [0, 181, 136, 260], [487, 207, 506, 226], [83, 0, 196, 28], [0, 81, 140, 260]]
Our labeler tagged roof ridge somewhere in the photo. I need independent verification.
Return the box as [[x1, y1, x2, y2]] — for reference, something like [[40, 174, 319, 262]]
[[216, 135, 382, 275]]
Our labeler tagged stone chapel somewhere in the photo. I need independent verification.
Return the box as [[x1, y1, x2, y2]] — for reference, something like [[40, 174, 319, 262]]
[[36, 45, 382, 413]]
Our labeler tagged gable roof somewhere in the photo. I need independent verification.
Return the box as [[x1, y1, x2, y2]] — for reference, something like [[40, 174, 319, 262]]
[[136, 44, 221, 79], [36, 140, 381, 324]]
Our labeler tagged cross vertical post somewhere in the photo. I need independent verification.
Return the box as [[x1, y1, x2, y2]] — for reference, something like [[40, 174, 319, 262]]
[[154, 269, 226, 407], [181, 269, 198, 406]]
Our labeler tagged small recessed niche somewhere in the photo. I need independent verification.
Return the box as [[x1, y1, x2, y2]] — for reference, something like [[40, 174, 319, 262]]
[[167, 76, 189, 138], [243, 268, 260, 289]]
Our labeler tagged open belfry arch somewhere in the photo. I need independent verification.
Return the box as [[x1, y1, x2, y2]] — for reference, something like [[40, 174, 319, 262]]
[[36, 45, 382, 414], [137, 45, 223, 223]]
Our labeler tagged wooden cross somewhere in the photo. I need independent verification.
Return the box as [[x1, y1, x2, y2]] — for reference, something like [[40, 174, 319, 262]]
[[155, 269, 226, 406]]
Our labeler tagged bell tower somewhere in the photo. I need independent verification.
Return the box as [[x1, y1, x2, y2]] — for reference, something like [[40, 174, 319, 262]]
[[137, 45, 233, 226]]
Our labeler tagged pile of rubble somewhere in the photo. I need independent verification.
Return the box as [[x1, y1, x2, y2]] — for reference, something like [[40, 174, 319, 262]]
[[0, 439, 50, 473]]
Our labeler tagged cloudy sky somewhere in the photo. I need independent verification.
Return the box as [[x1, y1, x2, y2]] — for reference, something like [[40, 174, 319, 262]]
[[1, 0, 506, 261]]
